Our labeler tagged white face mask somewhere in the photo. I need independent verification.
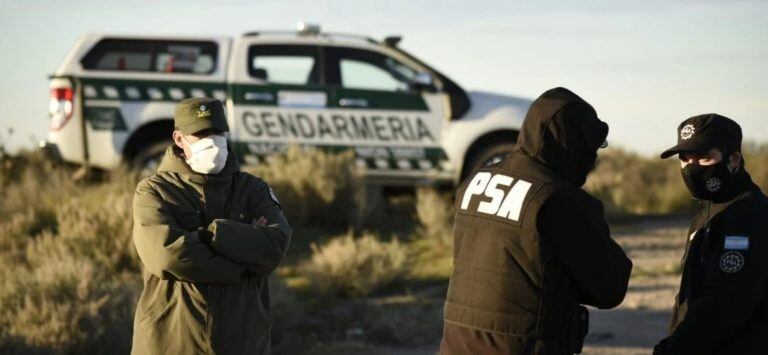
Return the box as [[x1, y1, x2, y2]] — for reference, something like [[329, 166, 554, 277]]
[[182, 134, 228, 174]]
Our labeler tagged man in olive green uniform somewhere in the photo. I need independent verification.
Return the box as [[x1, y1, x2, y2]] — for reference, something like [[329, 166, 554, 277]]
[[131, 98, 292, 355]]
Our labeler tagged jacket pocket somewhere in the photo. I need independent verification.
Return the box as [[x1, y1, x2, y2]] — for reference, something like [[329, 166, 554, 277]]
[[569, 305, 589, 354], [137, 281, 178, 326], [246, 276, 271, 320]]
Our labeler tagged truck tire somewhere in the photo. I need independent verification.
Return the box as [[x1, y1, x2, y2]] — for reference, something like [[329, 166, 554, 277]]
[[131, 140, 173, 178], [462, 140, 517, 182]]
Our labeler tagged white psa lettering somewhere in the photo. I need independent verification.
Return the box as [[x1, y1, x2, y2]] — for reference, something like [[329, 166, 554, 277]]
[[461, 172, 491, 210], [496, 180, 532, 221], [477, 174, 514, 214], [461, 173, 532, 221]]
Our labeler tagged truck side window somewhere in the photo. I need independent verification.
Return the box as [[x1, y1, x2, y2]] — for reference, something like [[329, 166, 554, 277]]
[[340, 59, 406, 91], [81, 39, 217, 74], [328, 47, 418, 92], [247, 45, 322, 85]]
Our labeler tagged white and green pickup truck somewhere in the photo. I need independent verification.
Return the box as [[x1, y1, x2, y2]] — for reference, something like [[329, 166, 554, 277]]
[[43, 24, 531, 185]]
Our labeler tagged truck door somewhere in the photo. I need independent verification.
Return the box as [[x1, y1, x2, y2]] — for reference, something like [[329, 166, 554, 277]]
[[229, 44, 330, 163], [324, 46, 449, 176]]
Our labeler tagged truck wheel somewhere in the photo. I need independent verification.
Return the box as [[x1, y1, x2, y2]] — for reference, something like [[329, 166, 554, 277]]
[[462, 140, 517, 181], [131, 140, 173, 178]]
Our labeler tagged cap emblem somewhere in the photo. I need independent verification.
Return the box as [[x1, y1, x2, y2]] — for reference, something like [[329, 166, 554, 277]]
[[706, 177, 721, 192], [680, 124, 695, 140], [197, 104, 211, 119]]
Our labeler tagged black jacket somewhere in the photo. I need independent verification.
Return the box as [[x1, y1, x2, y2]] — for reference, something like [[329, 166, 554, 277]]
[[441, 88, 632, 355], [655, 171, 768, 355]]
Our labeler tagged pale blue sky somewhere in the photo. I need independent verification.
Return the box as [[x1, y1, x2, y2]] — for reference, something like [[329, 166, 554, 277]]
[[1, 0, 766, 155]]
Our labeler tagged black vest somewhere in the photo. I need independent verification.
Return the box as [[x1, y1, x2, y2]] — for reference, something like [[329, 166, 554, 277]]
[[444, 153, 585, 352]]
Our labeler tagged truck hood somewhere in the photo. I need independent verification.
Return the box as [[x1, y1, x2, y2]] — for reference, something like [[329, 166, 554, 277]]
[[463, 91, 532, 120], [468, 91, 532, 109]]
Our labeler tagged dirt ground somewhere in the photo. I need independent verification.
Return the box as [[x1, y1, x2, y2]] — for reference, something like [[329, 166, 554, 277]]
[[581, 217, 688, 355], [315, 217, 690, 355]]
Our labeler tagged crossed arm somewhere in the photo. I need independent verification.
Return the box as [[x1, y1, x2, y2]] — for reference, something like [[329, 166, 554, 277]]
[[132, 179, 292, 284]]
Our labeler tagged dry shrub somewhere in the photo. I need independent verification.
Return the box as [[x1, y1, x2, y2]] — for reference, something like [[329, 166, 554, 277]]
[[407, 187, 456, 280], [585, 148, 694, 215], [0, 233, 139, 354], [299, 232, 409, 297], [0, 208, 57, 261], [0, 150, 140, 353], [414, 187, 454, 246], [743, 142, 768, 192], [243, 146, 362, 227], [0, 156, 75, 222], [53, 190, 137, 273], [586, 144, 768, 215]]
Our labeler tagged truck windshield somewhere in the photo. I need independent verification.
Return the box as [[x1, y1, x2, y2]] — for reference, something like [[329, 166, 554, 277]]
[[388, 46, 471, 119]]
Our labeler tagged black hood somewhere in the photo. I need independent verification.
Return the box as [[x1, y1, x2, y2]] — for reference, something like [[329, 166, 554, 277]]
[[515, 87, 608, 187]]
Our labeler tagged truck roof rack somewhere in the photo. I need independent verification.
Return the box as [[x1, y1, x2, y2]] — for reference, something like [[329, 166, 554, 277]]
[[242, 30, 296, 37], [383, 35, 402, 47], [242, 30, 380, 45], [322, 32, 379, 45], [242, 23, 380, 46]]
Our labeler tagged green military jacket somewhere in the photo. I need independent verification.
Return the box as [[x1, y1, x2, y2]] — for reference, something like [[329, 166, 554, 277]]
[[131, 145, 292, 355]]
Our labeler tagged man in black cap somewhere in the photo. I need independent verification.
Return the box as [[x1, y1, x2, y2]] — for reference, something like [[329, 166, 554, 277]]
[[654, 114, 768, 354], [440, 87, 632, 354]]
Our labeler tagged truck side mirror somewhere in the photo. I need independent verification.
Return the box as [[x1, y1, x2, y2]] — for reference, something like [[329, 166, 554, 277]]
[[410, 71, 436, 92]]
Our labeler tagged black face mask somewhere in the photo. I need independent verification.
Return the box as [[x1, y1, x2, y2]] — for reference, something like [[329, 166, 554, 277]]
[[681, 159, 736, 201], [570, 150, 597, 187]]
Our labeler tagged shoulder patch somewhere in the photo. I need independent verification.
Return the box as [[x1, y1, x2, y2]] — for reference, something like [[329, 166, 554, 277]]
[[724, 236, 749, 250], [720, 251, 745, 273], [268, 187, 281, 208]]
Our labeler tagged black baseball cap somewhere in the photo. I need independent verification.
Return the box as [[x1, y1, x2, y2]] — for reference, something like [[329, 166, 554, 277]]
[[660, 113, 742, 159]]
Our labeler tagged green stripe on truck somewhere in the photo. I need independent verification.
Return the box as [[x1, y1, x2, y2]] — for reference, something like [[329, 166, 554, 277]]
[[79, 78, 226, 102], [230, 142, 446, 171], [77, 78, 429, 111]]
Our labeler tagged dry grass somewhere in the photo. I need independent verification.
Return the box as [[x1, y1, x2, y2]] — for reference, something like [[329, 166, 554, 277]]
[[743, 142, 768, 190], [407, 188, 455, 281], [0, 152, 140, 354], [242, 146, 363, 227], [585, 144, 768, 215], [299, 232, 409, 297], [585, 148, 694, 215], [414, 187, 454, 246]]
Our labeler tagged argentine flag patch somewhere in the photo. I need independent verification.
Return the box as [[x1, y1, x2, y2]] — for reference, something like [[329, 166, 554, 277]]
[[724, 236, 749, 251]]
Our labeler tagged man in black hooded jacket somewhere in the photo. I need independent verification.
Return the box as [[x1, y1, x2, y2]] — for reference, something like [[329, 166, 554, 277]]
[[653, 114, 768, 355], [440, 87, 633, 355]]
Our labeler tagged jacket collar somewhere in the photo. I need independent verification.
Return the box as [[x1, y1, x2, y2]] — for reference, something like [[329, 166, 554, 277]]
[[693, 171, 760, 229], [156, 144, 239, 185]]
